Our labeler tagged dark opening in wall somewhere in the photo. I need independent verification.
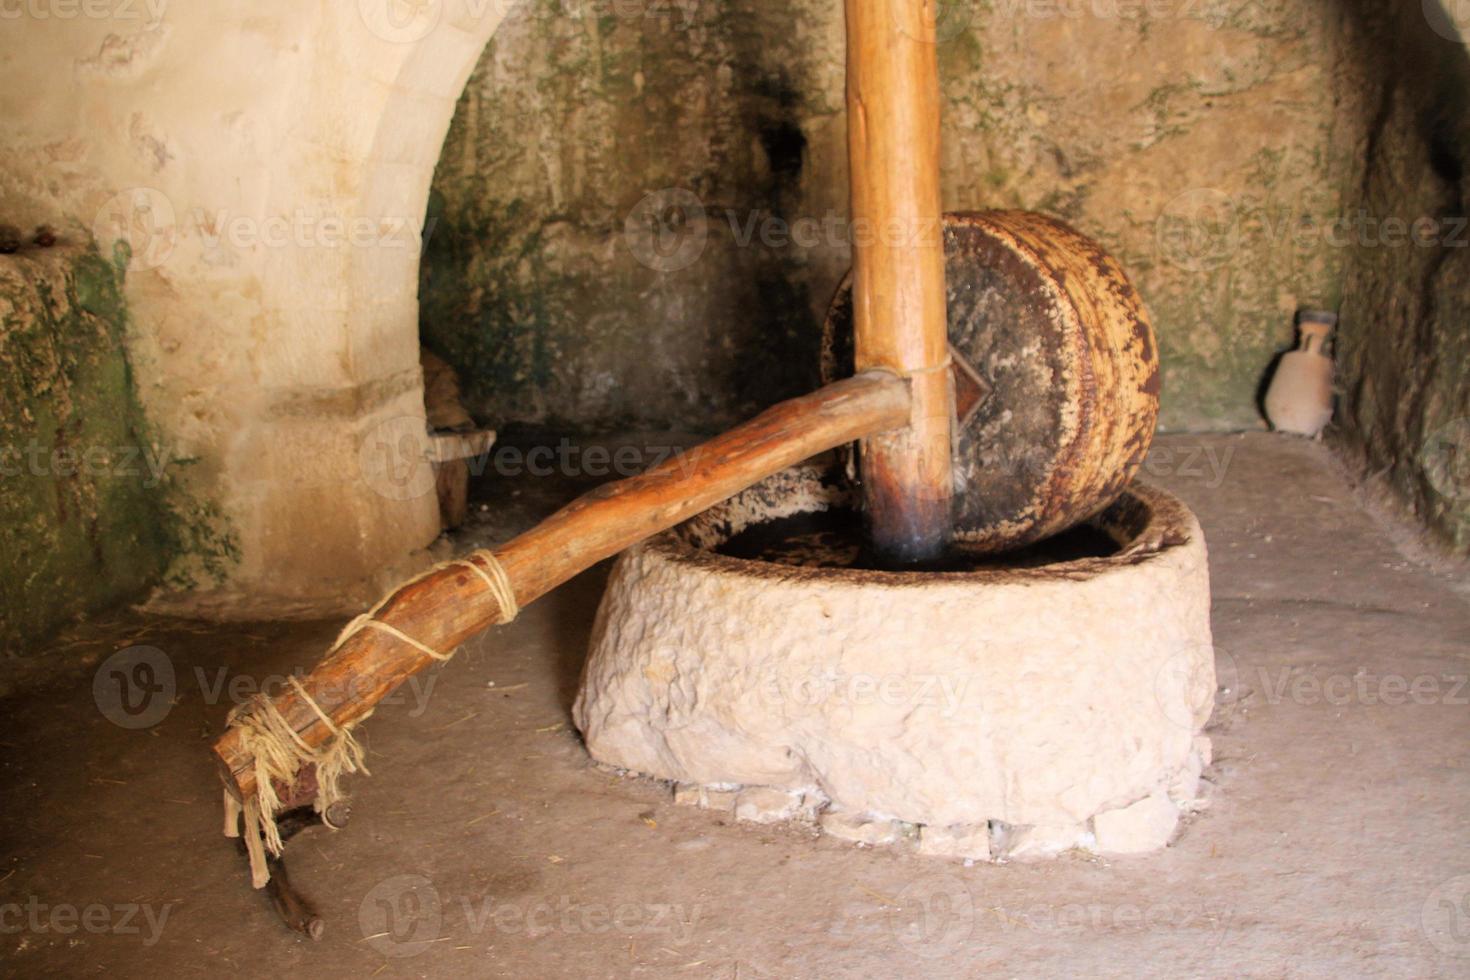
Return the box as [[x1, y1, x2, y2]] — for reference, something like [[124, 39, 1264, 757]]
[[418, 0, 829, 437]]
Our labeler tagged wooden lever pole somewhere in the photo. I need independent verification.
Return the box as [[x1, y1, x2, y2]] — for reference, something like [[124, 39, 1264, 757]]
[[844, 0, 954, 565], [213, 371, 910, 800], [215, 0, 952, 813]]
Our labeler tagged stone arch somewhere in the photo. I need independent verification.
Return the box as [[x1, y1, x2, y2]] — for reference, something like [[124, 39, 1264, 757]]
[[50, 2, 523, 613], [187, 2, 521, 611]]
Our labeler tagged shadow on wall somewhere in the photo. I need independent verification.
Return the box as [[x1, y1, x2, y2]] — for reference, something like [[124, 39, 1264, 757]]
[[0, 243, 172, 655], [1331, 0, 1470, 552], [423, 0, 1433, 438], [417, 0, 825, 436]]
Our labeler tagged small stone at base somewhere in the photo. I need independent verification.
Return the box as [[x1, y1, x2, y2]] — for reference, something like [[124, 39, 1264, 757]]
[[733, 786, 802, 824], [818, 810, 901, 846], [918, 823, 991, 861], [1000, 821, 1088, 860], [1169, 749, 1204, 803], [703, 788, 739, 814], [1093, 793, 1180, 854]]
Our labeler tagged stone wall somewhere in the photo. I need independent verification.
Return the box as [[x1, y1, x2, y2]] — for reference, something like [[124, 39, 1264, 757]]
[[0, 3, 519, 616], [0, 0, 1461, 639], [0, 244, 174, 653], [420, 0, 836, 431], [423, 0, 1364, 433], [1333, 1, 1470, 552]]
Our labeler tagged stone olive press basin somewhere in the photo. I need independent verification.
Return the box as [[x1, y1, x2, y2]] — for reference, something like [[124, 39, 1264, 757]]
[[573, 465, 1215, 859]]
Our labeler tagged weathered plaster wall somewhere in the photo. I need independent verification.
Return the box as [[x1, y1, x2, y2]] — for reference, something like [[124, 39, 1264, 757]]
[[0, 2, 520, 615], [424, 0, 1362, 433], [1333, 2, 1470, 552], [0, 244, 172, 653]]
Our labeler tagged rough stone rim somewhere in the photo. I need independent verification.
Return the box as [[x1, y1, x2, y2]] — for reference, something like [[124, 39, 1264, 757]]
[[650, 466, 1196, 588]]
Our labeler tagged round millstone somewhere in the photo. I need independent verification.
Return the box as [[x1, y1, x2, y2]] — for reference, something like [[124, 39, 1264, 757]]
[[823, 210, 1161, 553]]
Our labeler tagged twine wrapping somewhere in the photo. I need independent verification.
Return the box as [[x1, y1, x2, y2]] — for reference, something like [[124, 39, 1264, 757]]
[[225, 676, 367, 888], [222, 550, 518, 887]]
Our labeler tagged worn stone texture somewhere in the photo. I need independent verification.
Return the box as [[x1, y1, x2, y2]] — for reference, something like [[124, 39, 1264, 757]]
[[733, 786, 805, 825], [0, 0, 1455, 638], [0, 245, 173, 654], [1093, 792, 1183, 855], [997, 820, 1091, 861], [0, 4, 488, 614], [817, 810, 903, 847], [428, 0, 1467, 552], [4, 432, 1467, 975], [421, 0, 833, 433], [822, 211, 1161, 553], [574, 467, 1215, 838], [1332, 4, 1470, 554], [426, 0, 1365, 434], [917, 822, 992, 862]]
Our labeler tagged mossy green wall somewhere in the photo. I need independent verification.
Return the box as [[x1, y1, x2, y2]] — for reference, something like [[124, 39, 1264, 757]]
[[420, 0, 836, 432], [0, 244, 173, 654], [424, 0, 1364, 434]]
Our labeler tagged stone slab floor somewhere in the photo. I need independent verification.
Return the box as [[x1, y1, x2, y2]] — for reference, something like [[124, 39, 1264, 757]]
[[1, 433, 1467, 978]]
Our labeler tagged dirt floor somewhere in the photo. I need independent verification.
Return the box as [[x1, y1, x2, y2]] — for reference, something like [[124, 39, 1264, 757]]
[[1, 432, 1467, 978]]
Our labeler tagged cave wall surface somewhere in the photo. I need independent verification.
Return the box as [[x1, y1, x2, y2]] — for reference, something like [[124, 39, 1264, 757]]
[[423, 0, 1366, 433], [0, 245, 172, 654], [0, 0, 1460, 643], [1333, 1, 1470, 552]]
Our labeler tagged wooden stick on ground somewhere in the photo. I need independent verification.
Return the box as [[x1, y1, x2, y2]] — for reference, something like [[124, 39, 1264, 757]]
[[844, 0, 954, 565], [213, 371, 911, 802]]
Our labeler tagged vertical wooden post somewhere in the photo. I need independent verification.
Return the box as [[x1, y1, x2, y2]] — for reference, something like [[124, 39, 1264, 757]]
[[845, 0, 953, 565]]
